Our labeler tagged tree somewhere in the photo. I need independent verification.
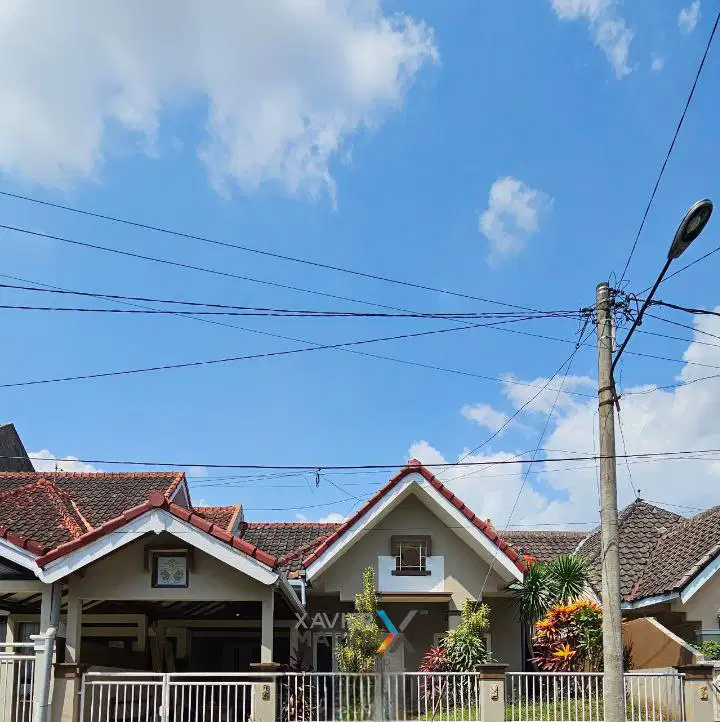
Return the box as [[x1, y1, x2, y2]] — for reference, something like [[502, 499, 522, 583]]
[[512, 554, 589, 626], [336, 567, 385, 673]]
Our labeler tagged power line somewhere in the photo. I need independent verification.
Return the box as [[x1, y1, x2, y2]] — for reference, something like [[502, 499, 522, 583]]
[[0, 273, 596, 400], [17, 448, 720, 470], [0, 302, 583, 321], [0, 315, 548, 389], [647, 298, 720, 319], [0, 190, 537, 312], [0, 222, 426, 314], [618, 8, 720, 285], [0, 282, 582, 318]]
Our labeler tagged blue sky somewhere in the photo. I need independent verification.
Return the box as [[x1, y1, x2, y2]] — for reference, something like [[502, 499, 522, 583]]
[[0, 0, 719, 528]]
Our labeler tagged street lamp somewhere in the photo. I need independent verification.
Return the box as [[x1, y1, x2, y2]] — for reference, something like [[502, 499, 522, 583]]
[[611, 199, 713, 376], [596, 198, 713, 722]]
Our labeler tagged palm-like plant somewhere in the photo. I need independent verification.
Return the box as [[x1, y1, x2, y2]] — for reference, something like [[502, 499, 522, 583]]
[[512, 554, 588, 626]]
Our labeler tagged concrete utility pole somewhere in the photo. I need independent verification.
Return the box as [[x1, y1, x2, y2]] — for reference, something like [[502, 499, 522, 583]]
[[596, 282, 625, 722]]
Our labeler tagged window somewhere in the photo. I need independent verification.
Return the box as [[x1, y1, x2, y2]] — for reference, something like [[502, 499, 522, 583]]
[[151, 552, 189, 588], [391, 535, 431, 576]]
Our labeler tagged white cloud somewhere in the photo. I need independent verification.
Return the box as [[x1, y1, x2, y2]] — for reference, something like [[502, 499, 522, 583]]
[[461, 403, 510, 434], [551, 0, 633, 77], [319, 512, 346, 523], [479, 177, 552, 263], [651, 55, 666, 72], [29, 449, 100, 473], [185, 466, 208, 478], [296, 511, 345, 523], [679, 1, 701, 34], [412, 308, 720, 528], [0, 1, 437, 199], [501, 374, 595, 415]]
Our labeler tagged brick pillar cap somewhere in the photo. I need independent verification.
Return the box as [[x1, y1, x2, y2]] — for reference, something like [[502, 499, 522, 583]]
[[476, 662, 509, 677]]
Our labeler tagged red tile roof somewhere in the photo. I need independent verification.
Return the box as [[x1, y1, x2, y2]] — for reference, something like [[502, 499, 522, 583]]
[[195, 505, 242, 531], [35, 491, 277, 568], [299, 459, 528, 574]]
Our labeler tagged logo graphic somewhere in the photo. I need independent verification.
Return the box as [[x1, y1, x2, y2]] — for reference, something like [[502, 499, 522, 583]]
[[376, 610, 398, 654]]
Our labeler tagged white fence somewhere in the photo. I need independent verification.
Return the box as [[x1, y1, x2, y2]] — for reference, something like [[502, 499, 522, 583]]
[[281, 672, 481, 722], [506, 672, 685, 722], [79, 670, 685, 722], [81, 672, 256, 722], [0, 643, 35, 722]]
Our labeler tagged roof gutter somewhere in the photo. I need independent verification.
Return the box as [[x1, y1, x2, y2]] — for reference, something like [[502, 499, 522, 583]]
[[622, 591, 679, 610]]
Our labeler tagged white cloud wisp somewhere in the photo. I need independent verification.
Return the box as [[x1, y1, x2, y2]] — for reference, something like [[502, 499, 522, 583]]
[[479, 176, 552, 263], [0, 0, 437, 199], [551, 0, 634, 77]]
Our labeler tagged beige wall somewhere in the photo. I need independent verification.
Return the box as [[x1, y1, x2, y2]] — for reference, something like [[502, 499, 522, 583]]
[[624, 618, 699, 669], [70, 532, 271, 602], [313, 493, 509, 608], [675, 572, 720, 629], [485, 598, 523, 672]]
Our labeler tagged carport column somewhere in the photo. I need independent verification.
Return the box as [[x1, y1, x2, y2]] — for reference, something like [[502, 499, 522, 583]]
[[261, 591, 274, 663], [680, 663, 718, 722], [476, 663, 507, 722], [51, 591, 83, 722]]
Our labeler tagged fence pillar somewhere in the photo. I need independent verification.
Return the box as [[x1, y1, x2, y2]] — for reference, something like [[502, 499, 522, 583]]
[[51, 664, 87, 722], [250, 662, 281, 722], [476, 663, 507, 722], [679, 663, 718, 722]]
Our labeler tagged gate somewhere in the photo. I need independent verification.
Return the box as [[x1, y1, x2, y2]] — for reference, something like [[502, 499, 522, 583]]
[[0, 642, 36, 722], [81, 673, 256, 722]]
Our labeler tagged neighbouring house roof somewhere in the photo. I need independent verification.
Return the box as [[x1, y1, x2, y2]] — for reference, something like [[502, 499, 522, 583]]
[[0, 472, 185, 555], [500, 530, 586, 563], [628, 505, 720, 601], [577, 500, 682, 598], [243, 523, 340, 572], [0, 424, 34, 472]]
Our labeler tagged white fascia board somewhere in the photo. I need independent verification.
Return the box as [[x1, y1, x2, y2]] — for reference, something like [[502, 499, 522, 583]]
[[414, 480, 523, 583], [622, 591, 679, 610], [305, 475, 421, 581], [305, 474, 523, 584], [39, 510, 278, 586], [0, 537, 42, 577], [681, 554, 720, 604], [277, 575, 305, 614]]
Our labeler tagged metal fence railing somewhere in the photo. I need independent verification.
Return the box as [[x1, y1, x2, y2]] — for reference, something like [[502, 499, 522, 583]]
[[81, 672, 256, 722], [280, 672, 481, 722], [0, 643, 36, 722], [506, 672, 685, 722]]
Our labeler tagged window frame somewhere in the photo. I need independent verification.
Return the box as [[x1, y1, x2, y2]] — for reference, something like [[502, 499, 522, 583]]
[[390, 535, 432, 576]]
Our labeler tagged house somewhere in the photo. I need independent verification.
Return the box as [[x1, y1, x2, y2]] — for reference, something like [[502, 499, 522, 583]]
[[0, 456, 717, 720], [0, 460, 533, 721], [505, 499, 720, 667]]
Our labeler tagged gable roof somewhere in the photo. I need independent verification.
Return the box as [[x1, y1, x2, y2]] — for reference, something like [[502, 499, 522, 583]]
[[576, 500, 682, 598], [36, 491, 276, 570], [627, 505, 720, 602], [300, 459, 527, 578], [0, 472, 184, 556], [500, 530, 586, 563]]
